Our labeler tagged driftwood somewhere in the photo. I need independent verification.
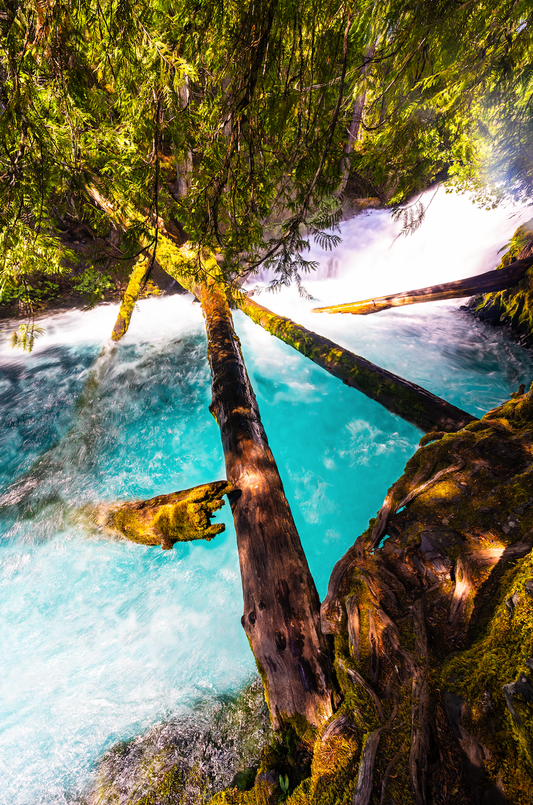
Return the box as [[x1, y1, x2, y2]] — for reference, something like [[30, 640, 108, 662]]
[[238, 296, 475, 433], [312, 257, 533, 315], [93, 480, 231, 549], [197, 277, 336, 730]]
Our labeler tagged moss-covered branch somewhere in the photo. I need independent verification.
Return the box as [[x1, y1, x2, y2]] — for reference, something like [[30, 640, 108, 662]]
[[238, 296, 475, 434], [94, 480, 231, 549], [110, 256, 151, 341]]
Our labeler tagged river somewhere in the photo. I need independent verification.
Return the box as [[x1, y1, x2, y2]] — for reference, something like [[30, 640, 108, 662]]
[[0, 189, 531, 804]]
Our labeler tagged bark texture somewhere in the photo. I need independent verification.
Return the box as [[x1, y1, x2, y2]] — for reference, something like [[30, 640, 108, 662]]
[[199, 279, 335, 731], [312, 257, 533, 315], [93, 480, 231, 549], [238, 296, 475, 433]]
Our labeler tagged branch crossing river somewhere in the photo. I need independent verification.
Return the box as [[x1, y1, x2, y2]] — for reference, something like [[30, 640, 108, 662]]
[[0, 190, 532, 804]]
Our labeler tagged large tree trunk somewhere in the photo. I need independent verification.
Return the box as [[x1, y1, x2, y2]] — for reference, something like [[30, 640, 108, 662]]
[[91, 480, 231, 549], [238, 296, 475, 433], [312, 257, 533, 315], [197, 277, 336, 731]]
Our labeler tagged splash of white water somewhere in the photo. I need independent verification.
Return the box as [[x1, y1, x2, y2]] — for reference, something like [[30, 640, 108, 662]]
[[0, 189, 531, 805]]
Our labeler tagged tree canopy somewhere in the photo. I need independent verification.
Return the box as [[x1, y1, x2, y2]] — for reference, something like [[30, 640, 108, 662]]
[[1, 0, 532, 316]]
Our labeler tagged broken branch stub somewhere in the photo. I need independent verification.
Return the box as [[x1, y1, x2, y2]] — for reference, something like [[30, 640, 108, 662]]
[[95, 481, 231, 549]]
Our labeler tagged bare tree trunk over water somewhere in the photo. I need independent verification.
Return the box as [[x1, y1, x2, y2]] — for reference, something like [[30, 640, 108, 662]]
[[312, 258, 533, 315], [197, 277, 336, 730]]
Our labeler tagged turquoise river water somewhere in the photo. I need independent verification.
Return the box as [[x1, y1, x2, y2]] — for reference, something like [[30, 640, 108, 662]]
[[0, 190, 532, 804]]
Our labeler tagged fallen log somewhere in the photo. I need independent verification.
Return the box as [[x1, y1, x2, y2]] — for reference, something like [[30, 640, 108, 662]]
[[237, 296, 475, 433], [312, 257, 533, 315], [197, 277, 336, 731], [92, 480, 231, 549]]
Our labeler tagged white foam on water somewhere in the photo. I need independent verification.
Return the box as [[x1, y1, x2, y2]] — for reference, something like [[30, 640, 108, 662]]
[[248, 187, 531, 316], [0, 188, 532, 804]]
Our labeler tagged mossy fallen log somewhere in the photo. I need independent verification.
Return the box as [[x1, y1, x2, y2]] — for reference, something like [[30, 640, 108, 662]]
[[238, 296, 475, 434], [198, 277, 336, 731], [311, 256, 533, 315], [93, 480, 231, 549]]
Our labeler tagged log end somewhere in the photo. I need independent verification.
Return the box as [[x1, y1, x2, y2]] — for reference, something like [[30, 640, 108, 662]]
[[94, 480, 232, 549]]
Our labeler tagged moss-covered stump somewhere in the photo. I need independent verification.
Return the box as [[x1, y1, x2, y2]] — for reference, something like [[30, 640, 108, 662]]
[[82, 679, 272, 805], [213, 387, 533, 805], [468, 219, 533, 346], [94, 481, 231, 549]]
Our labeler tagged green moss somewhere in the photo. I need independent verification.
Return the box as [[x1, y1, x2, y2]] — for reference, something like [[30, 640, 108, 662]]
[[100, 481, 231, 548], [239, 297, 471, 434], [442, 552, 533, 803], [498, 220, 533, 267], [471, 219, 533, 341], [111, 258, 161, 341]]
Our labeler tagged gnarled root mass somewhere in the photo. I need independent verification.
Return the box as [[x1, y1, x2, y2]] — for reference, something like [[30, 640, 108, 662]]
[[213, 386, 533, 805], [93, 480, 231, 549]]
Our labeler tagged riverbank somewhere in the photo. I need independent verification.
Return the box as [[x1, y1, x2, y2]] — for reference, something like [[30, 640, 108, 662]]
[[466, 219, 533, 349]]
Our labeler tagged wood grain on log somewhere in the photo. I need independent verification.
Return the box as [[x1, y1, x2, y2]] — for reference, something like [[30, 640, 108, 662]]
[[312, 257, 533, 315]]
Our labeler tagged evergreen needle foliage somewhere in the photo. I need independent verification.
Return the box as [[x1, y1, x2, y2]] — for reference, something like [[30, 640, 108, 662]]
[[1, 0, 533, 317]]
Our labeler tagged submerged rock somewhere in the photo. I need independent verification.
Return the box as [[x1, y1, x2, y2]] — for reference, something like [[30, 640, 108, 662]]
[[82, 679, 272, 805]]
